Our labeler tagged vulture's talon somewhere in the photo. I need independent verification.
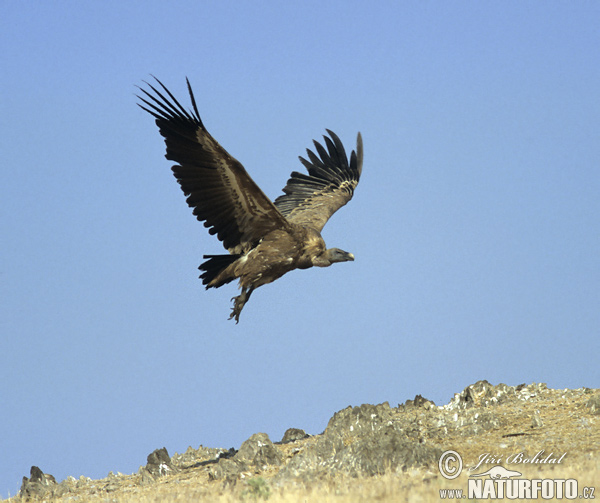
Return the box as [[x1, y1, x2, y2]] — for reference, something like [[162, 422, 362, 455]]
[[228, 289, 252, 323]]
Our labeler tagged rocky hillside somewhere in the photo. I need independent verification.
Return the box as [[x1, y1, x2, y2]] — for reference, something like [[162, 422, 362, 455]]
[[13, 381, 600, 502]]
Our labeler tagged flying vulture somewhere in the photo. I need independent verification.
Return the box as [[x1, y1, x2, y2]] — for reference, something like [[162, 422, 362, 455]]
[[137, 77, 363, 322]]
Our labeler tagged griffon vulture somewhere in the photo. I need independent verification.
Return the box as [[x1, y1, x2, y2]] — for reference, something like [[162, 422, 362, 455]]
[[137, 78, 362, 322]]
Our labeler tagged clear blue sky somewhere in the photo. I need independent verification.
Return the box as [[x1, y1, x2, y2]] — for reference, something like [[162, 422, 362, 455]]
[[2, 1, 599, 498]]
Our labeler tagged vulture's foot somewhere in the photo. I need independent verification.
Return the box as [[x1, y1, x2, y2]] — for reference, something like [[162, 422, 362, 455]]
[[228, 287, 254, 323]]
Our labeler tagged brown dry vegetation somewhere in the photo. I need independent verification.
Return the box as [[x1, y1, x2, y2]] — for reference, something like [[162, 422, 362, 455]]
[[9, 382, 600, 502]]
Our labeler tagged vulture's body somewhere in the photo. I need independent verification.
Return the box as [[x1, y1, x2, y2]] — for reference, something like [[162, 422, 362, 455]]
[[138, 78, 362, 322]]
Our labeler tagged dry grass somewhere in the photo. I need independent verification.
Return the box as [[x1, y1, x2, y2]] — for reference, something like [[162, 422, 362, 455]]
[[8, 460, 597, 503], [7, 384, 599, 502], [7, 459, 598, 503]]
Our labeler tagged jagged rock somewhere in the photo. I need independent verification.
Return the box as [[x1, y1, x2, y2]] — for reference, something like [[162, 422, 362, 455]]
[[446, 380, 505, 409], [139, 466, 155, 485], [402, 394, 436, 409], [280, 428, 309, 443], [272, 434, 341, 482], [172, 445, 234, 468], [333, 425, 442, 476], [209, 433, 282, 482], [585, 394, 600, 415], [145, 447, 178, 480], [208, 457, 247, 483], [275, 402, 441, 483], [327, 402, 394, 436], [219, 447, 237, 459], [11, 382, 597, 500], [19, 466, 57, 499], [77, 474, 92, 485], [443, 381, 549, 412], [53, 479, 73, 497], [235, 433, 283, 467]]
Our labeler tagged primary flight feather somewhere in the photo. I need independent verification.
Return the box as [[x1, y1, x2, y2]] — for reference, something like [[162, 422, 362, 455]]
[[137, 77, 362, 322]]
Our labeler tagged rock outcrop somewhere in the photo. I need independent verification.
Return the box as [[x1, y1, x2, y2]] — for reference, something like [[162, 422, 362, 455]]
[[15, 381, 600, 501]]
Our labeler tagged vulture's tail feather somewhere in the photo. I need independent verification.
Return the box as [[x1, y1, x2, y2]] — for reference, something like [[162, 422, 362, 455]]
[[199, 254, 240, 288]]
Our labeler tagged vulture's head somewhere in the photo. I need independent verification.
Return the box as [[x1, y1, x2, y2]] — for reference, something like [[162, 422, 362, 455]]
[[328, 248, 355, 263], [320, 247, 355, 266]]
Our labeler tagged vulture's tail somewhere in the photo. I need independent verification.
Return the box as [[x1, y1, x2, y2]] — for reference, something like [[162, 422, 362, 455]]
[[199, 254, 240, 288]]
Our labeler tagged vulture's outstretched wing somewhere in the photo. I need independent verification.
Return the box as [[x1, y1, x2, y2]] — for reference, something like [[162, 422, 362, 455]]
[[137, 77, 290, 254], [274, 130, 363, 232]]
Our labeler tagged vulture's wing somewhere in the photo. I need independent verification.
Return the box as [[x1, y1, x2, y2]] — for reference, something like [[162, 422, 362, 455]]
[[137, 77, 290, 254], [274, 130, 363, 232]]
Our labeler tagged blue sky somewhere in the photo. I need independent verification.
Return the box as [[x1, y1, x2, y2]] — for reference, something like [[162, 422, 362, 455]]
[[2, 1, 599, 498]]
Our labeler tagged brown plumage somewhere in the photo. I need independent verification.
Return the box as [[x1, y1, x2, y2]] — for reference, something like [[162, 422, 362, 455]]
[[137, 77, 363, 322]]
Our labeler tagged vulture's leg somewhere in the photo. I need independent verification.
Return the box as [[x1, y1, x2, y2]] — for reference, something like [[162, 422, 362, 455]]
[[229, 287, 254, 323]]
